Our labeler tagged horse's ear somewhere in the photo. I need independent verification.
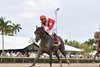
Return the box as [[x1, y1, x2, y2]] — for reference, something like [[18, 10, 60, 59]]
[[36, 25, 38, 28]]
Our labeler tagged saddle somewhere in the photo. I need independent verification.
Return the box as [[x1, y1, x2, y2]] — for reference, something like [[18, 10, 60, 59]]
[[52, 33, 61, 46]]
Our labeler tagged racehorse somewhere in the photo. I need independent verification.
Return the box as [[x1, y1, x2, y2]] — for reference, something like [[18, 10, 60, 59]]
[[93, 31, 100, 62], [29, 26, 70, 67]]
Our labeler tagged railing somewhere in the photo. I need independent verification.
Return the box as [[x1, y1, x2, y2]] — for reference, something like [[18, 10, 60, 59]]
[[0, 56, 100, 63]]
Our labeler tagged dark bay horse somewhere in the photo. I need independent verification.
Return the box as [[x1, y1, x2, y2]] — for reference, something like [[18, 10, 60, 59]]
[[93, 31, 100, 62], [29, 26, 70, 67]]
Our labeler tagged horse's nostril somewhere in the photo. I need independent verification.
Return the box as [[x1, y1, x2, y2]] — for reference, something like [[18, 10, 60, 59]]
[[35, 38, 39, 42], [36, 40, 38, 42]]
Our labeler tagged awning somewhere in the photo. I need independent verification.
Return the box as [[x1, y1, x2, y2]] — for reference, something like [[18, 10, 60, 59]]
[[0, 35, 32, 50]]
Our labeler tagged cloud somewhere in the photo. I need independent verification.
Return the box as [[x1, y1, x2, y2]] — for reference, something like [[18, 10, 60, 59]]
[[15, 0, 62, 19], [41, 0, 61, 10]]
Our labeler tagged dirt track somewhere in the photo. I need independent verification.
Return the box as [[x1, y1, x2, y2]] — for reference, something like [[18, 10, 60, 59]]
[[0, 63, 100, 67]]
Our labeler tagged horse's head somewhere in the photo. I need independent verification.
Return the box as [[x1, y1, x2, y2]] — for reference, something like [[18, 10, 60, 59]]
[[34, 26, 46, 42], [94, 31, 100, 43]]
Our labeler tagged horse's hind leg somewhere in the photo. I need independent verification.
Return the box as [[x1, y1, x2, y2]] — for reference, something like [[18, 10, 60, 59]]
[[59, 48, 70, 64], [54, 51, 62, 67]]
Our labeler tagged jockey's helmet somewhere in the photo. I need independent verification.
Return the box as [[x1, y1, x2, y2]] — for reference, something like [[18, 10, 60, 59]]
[[40, 15, 46, 20]]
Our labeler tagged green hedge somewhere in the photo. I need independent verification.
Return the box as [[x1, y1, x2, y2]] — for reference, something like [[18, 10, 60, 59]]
[[0, 57, 99, 63]]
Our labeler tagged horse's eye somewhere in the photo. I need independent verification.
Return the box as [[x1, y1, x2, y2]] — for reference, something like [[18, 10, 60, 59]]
[[34, 31, 36, 34]]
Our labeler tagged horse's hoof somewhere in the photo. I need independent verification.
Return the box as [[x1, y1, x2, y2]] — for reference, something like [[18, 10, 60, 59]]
[[66, 59, 70, 65], [99, 64, 100, 67], [67, 62, 70, 65], [67, 61, 70, 65]]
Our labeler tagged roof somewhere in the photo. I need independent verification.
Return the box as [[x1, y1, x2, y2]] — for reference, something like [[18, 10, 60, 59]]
[[65, 45, 83, 51], [0, 35, 32, 50]]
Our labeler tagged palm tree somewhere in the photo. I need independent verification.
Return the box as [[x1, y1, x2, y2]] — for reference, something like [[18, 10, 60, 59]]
[[11, 23, 22, 36], [0, 17, 12, 53], [82, 38, 95, 51]]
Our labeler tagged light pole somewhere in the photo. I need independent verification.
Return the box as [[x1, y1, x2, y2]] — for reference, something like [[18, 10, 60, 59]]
[[69, 32, 71, 41], [55, 8, 60, 34]]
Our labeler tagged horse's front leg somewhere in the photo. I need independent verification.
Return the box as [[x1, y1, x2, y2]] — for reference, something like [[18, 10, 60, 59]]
[[29, 51, 42, 67], [49, 53, 52, 67]]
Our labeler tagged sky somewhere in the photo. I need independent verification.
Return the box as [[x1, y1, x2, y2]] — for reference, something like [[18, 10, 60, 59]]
[[0, 0, 100, 42]]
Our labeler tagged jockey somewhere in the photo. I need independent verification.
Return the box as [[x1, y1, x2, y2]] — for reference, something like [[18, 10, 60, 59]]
[[40, 15, 55, 34], [40, 15, 60, 45]]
